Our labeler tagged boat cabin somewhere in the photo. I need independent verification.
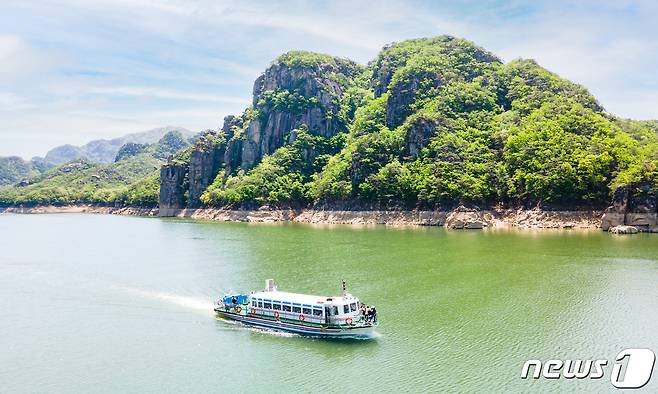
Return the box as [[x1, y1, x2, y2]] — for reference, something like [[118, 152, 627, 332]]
[[248, 290, 362, 325]]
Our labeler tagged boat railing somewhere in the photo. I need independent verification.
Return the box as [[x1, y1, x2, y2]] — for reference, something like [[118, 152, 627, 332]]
[[249, 306, 325, 324]]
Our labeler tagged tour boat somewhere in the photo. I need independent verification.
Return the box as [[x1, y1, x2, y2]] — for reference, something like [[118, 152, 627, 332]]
[[214, 279, 378, 338]]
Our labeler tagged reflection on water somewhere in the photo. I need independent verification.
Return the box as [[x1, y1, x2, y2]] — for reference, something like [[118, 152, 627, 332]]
[[0, 213, 656, 393]]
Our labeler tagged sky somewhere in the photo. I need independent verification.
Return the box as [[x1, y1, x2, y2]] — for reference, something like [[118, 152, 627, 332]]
[[1, 0, 657, 159]]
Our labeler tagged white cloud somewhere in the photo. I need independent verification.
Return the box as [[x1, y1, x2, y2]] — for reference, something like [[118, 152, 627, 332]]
[[0, 92, 33, 111], [87, 86, 250, 105], [1, 0, 657, 159], [0, 34, 64, 83]]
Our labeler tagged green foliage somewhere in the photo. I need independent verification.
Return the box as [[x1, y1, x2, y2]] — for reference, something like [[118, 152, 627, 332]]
[[202, 127, 344, 205], [349, 94, 388, 137], [0, 156, 38, 186], [276, 51, 341, 69], [3, 36, 656, 209], [0, 131, 190, 207], [371, 35, 500, 94], [503, 99, 636, 203], [259, 89, 320, 114], [501, 59, 603, 115], [114, 143, 148, 162], [311, 127, 404, 201], [112, 171, 161, 206], [152, 130, 190, 159]]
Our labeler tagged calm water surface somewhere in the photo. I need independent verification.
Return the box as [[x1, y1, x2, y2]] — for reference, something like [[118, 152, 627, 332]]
[[1, 213, 657, 393]]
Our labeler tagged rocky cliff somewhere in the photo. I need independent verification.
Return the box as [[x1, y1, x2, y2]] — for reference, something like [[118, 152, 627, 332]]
[[236, 52, 360, 170], [159, 161, 188, 216], [601, 183, 657, 231], [187, 132, 227, 208], [158, 131, 229, 212], [159, 52, 361, 215], [155, 36, 657, 219]]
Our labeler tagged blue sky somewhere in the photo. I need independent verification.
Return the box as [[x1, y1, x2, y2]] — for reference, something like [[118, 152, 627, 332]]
[[1, 0, 657, 158]]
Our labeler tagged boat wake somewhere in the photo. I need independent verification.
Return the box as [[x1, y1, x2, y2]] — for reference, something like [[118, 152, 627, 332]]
[[113, 285, 215, 315]]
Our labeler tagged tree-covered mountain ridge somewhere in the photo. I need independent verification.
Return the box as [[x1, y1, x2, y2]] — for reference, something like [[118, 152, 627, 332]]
[[0, 130, 191, 206], [159, 35, 657, 212], [1, 36, 657, 214]]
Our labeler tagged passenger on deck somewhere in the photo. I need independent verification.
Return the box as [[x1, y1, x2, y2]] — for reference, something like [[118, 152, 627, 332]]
[[371, 306, 377, 323]]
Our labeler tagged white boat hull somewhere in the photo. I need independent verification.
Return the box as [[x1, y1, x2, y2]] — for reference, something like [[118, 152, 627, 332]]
[[216, 310, 378, 339]]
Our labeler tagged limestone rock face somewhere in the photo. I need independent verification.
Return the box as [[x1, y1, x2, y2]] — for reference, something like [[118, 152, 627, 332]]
[[187, 132, 227, 208], [601, 182, 657, 231], [159, 162, 188, 216], [386, 75, 443, 129], [158, 53, 359, 211], [239, 60, 353, 170], [158, 131, 228, 211], [403, 116, 440, 158], [608, 225, 639, 234], [445, 205, 491, 229], [220, 115, 244, 176]]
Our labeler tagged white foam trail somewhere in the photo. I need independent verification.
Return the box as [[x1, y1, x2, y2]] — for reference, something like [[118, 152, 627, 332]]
[[114, 285, 215, 315]]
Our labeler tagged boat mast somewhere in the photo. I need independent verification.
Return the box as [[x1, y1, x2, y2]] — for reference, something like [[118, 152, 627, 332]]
[[342, 279, 347, 296]]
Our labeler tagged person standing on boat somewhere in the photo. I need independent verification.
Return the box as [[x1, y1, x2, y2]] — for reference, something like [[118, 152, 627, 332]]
[[367, 306, 376, 323], [371, 306, 377, 323]]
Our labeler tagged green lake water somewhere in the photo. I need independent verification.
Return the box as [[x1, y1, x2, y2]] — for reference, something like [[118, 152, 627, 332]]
[[1, 213, 657, 393]]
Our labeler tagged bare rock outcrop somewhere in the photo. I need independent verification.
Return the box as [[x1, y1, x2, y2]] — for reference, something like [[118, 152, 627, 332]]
[[159, 161, 188, 216], [238, 56, 359, 170], [445, 206, 491, 229], [187, 132, 227, 208], [403, 116, 441, 159], [601, 182, 657, 232], [608, 225, 639, 234]]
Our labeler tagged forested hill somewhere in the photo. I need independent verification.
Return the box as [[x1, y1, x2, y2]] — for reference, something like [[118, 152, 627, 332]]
[[160, 36, 657, 211], [2, 36, 657, 210]]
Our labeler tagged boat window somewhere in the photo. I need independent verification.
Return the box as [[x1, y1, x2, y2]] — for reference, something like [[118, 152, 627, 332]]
[[292, 306, 301, 313], [350, 303, 356, 312], [273, 303, 281, 311], [312, 309, 322, 317], [343, 304, 349, 314], [263, 302, 272, 309], [302, 308, 311, 315], [282, 305, 291, 312], [332, 306, 338, 316], [251, 300, 256, 307], [258, 301, 263, 308]]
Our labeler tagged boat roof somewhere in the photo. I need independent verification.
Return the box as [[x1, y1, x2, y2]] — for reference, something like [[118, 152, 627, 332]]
[[250, 290, 357, 306]]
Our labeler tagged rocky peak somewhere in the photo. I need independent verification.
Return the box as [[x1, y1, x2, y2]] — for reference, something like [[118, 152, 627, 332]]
[[187, 131, 227, 208], [159, 161, 188, 215], [114, 142, 149, 162], [369, 36, 501, 129], [237, 51, 361, 170]]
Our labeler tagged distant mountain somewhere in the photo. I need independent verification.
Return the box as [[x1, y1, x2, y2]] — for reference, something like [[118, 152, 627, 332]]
[[0, 130, 191, 206], [42, 126, 195, 165], [0, 156, 53, 186]]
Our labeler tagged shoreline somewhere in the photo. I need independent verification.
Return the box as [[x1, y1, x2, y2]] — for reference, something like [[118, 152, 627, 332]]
[[0, 204, 604, 229]]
